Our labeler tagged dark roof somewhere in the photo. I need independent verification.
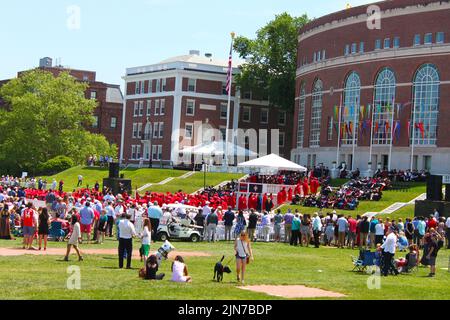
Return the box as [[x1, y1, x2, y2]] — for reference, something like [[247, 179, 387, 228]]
[[299, 0, 448, 35]]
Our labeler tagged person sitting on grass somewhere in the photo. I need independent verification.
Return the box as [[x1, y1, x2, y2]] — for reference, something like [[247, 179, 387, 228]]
[[171, 256, 192, 283], [64, 215, 83, 262], [139, 254, 165, 280]]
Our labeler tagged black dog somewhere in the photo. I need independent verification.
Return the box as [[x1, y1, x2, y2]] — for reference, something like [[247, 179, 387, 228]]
[[213, 256, 232, 282]]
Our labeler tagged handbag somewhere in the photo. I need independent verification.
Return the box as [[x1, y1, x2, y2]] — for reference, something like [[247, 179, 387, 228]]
[[238, 239, 250, 264]]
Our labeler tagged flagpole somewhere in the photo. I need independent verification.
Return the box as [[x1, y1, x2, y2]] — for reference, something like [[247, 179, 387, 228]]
[[336, 94, 343, 165], [351, 97, 358, 171], [224, 32, 235, 168], [388, 97, 396, 171], [410, 102, 417, 171], [369, 98, 375, 172]]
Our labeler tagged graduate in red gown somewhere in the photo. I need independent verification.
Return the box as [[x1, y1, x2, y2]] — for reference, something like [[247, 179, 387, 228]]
[[302, 179, 309, 196]]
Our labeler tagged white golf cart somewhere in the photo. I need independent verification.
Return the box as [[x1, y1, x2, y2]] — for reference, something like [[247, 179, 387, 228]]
[[156, 203, 203, 242]]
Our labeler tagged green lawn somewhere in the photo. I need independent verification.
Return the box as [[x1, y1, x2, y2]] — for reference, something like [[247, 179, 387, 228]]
[[40, 166, 189, 191], [145, 172, 244, 194], [282, 183, 426, 219], [0, 238, 448, 300]]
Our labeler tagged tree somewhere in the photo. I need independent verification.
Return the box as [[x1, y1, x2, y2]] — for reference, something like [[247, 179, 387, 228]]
[[0, 69, 116, 175], [234, 12, 310, 111]]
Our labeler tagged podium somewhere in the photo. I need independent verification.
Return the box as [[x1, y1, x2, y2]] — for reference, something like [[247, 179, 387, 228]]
[[414, 175, 450, 217], [103, 163, 132, 195]]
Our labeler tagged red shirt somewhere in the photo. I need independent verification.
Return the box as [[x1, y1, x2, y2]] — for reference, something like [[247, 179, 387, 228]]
[[22, 209, 36, 227], [348, 218, 357, 233]]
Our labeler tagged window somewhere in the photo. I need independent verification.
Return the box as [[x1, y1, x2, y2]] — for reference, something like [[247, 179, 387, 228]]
[[185, 124, 193, 139], [322, 50, 326, 60], [137, 123, 143, 139], [146, 100, 152, 116], [159, 122, 164, 138], [424, 33, 432, 45], [152, 145, 162, 161], [436, 32, 444, 44], [222, 82, 227, 95], [186, 100, 195, 116], [139, 101, 144, 116], [359, 42, 365, 53], [242, 106, 251, 122], [317, 51, 321, 61], [220, 103, 228, 119], [327, 117, 333, 141], [144, 123, 152, 140], [260, 109, 269, 124], [153, 122, 159, 139], [90, 91, 97, 99], [297, 82, 306, 148], [375, 39, 381, 50], [156, 79, 161, 92], [342, 72, 361, 145], [140, 81, 145, 94], [351, 43, 357, 54], [154, 100, 160, 115], [423, 156, 432, 171], [92, 116, 98, 128], [310, 79, 323, 147], [411, 64, 440, 146], [344, 44, 350, 56], [243, 91, 252, 100], [162, 78, 167, 91], [188, 78, 196, 92], [132, 123, 138, 138], [133, 101, 139, 117], [414, 34, 421, 46], [144, 145, 150, 160], [136, 145, 141, 159], [279, 132, 285, 148], [148, 80, 153, 93], [160, 99, 165, 115], [110, 117, 117, 129], [373, 68, 396, 145], [384, 38, 390, 49], [135, 82, 140, 95], [393, 37, 400, 49], [278, 111, 286, 126], [131, 145, 136, 160], [313, 52, 317, 62]]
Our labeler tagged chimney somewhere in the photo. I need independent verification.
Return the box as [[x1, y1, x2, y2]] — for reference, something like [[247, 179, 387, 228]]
[[39, 57, 53, 68], [189, 50, 200, 56]]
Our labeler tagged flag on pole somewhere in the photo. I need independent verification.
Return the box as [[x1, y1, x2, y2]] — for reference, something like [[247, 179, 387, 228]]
[[225, 43, 233, 95]]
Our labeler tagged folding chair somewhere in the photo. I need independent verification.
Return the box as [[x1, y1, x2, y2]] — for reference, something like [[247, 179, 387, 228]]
[[351, 255, 365, 272]]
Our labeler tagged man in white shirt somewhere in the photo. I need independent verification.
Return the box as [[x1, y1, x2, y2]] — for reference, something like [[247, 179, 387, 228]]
[[202, 202, 211, 218], [381, 227, 399, 276], [118, 213, 136, 269], [104, 202, 115, 237]]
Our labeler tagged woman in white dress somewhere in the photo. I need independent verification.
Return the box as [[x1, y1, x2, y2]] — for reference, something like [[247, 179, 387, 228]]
[[234, 231, 253, 284], [171, 256, 192, 283], [63, 215, 83, 262], [134, 206, 144, 235]]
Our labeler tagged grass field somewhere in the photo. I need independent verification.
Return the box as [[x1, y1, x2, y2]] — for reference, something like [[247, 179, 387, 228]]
[[0, 238, 448, 300], [282, 183, 426, 221]]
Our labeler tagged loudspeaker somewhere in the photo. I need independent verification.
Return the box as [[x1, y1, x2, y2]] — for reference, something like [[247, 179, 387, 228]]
[[427, 175, 443, 201], [109, 162, 120, 179], [445, 185, 450, 202]]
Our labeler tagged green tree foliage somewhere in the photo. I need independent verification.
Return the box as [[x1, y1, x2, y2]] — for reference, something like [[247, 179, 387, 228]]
[[234, 13, 310, 111], [0, 69, 117, 175]]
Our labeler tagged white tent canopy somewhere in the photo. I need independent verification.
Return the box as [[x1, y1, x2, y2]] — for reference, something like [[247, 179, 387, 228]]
[[181, 141, 258, 157], [238, 153, 307, 172]]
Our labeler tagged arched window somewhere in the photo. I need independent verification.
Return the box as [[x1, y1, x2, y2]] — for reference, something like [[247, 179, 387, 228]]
[[297, 82, 306, 148], [310, 79, 323, 147], [373, 68, 396, 145], [343, 72, 361, 145], [412, 64, 440, 145]]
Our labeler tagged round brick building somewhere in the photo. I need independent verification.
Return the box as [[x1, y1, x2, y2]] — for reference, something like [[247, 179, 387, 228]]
[[292, 0, 450, 174]]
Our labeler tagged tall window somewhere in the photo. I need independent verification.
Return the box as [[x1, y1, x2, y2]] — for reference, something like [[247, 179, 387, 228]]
[[188, 78, 196, 92], [411, 64, 440, 146], [310, 79, 323, 147], [393, 37, 400, 49], [342, 72, 361, 145], [297, 82, 306, 148], [110, 117, 117, 129], [436, 32, 445, 44], [327, 117, 333, 141], [373, 68, 396, 145], [414, 34, 421, 46], [260, 109, 269, 124]]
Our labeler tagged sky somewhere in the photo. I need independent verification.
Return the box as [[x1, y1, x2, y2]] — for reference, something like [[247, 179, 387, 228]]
[[0, 0, 374, 87]]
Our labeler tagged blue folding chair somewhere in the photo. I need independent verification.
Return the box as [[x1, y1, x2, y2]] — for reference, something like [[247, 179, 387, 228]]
[[49, 221, 65, 241]]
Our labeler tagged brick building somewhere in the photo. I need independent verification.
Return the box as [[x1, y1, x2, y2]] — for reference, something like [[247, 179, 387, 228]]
[[0, 58, 123, 153], [292, 0, 450, 174], [121, 50, 292, 167]]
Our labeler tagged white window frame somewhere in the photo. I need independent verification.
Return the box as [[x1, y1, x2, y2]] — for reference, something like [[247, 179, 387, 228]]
[[90, 91, 97, 100], [153, 122, 159, 139], [159, 122, 164, 138], [436, 32, 444, 44], [162, 78, 167, 92], [242, 106, 251, 123], [279, 132, 285, 148], [133, 101, 139, 117], [131, 145, 136, 160], [132, 123, 137, 138], [135, 82, 140, 95], [92, 115, 99, 128], [185, 123, 193, 139], [148, 80, 153, 93], [278, 111, 286, 126], [186, 100, 195, 116], [220, 103, 228, 120], [110, 117, 117, 129], [154, 100, 160, 116], [160, 99, 165, 115], [146, 100, 152, 116], [424, 33, 432, 45], [188, 78, 196, 92], [136, 145, 141, 159], [156, 79, 161, 92], [260, 108, 269, 124], [137, 123, 143, 139], [139, 101, 144, 116]]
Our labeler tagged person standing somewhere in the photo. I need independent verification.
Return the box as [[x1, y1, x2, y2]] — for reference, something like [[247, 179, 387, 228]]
[[261, 211, 271, 243], [58, 180, 64, 193], [283, 210, 294, 244], [140, 218, 152, 265], [426, 230, 443, 277], [77, 175, 83, 187], [417, 217, 427, 248], [223, 207, 235, 242], [22, 203, 38, 250], [147, 202, 163, 241], [359, 216, 370, 249], [79, 202, 95, 244], [96, 209, 108, 244], [290, 214, 301, 246], [337, 215, 348, 249], [273, 209, 283, 243], [118, 213, 136, 269], [64, 215, 83, 262], [205, 209, 218, 242], [446, 216, 450, 249], [312, 213, 322, 248], [38, 207, 50, 251], [194, 209, 205, 237], [369, 216, 379, 248], [234, 231, 253, 284], [380, 227, 399, 276], [105, 201, 115, 237], [375, 219, 385, 246], [347, 215, 357, 249], [45, 190, 56, 217], [247, 209, 258, 242]]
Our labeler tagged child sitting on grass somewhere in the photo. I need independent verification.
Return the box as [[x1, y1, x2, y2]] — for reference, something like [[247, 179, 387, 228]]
[[139, 255, 165, 280]]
